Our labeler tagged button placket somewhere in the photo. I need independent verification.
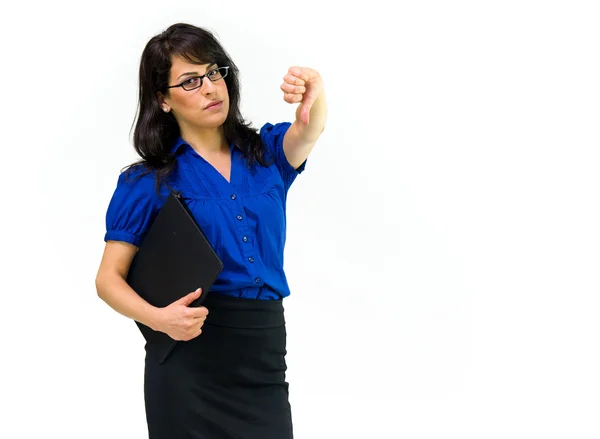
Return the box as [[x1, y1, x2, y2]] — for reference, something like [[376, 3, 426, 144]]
[[230, 194, 262, 284]]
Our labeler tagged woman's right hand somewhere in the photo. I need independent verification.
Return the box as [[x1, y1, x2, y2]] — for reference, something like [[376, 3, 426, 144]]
[[155, 288, 209, 341]]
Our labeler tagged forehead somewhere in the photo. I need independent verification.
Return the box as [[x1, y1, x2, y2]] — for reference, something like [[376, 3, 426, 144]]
[[170, 56, 214, 77]]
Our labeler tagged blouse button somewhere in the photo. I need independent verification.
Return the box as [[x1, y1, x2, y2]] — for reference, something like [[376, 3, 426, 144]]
[[231, 194, 237, 200], [248, 257, 255, 263], [242, 236, 248, 243], [254, 277, 261, 284], [236, 215, 243, 220]]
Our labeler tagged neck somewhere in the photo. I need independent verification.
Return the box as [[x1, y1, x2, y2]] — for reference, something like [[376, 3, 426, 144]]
[[180, 125, 228, 155]]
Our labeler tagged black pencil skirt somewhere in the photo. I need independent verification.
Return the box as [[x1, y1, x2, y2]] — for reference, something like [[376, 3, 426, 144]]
[[143, 293, 293, 439]]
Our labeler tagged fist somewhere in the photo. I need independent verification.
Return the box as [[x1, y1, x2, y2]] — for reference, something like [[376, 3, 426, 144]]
[[156, 288, 209, 341], [280, 66, 324, 125]]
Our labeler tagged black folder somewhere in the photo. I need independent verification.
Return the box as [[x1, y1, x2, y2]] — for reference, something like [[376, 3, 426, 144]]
[[126, 191, 223, 364]]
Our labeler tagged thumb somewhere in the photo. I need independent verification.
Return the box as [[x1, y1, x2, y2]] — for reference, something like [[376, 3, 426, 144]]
[[300, 102, 311, 125], [300, 87, 319, 125], [177, 288, 202, 306]]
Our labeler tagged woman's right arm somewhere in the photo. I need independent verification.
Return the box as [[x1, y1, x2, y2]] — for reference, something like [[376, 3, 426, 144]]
[[95, 240, 207, 340], [95, 241, 163, 331]]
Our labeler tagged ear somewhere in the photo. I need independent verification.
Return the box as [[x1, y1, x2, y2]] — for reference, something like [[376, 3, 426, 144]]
[[157, 92, 170, 113]]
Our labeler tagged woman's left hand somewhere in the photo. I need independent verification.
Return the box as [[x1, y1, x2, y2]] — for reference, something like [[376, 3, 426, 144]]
[[281, 67, 324, 125]]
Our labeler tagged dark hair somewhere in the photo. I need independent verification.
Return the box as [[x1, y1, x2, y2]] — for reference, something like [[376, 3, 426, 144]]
[[125, 23, 269, 189]]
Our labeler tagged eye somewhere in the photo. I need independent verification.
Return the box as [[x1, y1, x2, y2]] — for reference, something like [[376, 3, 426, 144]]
[[183, 77, 201, 88], [208, 68, 220, 77]]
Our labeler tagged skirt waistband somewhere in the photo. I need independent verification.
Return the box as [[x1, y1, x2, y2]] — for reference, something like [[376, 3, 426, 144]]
[[201, 292, 285, 329]]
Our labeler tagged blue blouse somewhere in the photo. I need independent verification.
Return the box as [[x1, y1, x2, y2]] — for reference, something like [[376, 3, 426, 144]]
[[104, 121, 306, 300]]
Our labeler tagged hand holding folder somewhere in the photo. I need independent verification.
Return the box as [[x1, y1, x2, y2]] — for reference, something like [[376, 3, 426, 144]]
[[157, 287, 209, 341], [126, 191, 223, 364]]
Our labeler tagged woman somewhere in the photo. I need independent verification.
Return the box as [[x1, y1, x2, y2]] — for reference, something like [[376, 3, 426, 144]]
[[95, 23, 326, 438]]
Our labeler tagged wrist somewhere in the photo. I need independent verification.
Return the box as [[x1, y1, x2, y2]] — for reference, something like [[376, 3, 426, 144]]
[[143, 305, 164, 332]]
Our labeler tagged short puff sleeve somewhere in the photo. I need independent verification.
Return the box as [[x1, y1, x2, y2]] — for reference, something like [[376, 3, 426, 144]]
[[104, 168, 168, 247], [260, 122, 306, 191]]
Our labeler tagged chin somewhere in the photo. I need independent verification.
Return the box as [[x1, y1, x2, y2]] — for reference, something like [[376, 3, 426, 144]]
[[199, 115, 228, 129], [214, 111, 229, 125], [215, 106, 230, 125]]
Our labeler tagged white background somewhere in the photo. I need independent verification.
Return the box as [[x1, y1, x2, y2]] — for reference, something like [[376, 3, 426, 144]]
[[1, 0, 599, 437]]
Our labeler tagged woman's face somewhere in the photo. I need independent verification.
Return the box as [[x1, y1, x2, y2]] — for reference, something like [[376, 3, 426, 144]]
[[159, 55, 230, 130]]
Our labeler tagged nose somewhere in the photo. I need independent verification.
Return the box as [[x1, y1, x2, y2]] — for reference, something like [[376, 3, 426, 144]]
[[202, 78, 217, 95]]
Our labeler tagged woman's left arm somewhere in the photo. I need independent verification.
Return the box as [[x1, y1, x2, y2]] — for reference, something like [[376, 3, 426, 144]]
[[280, 66, 328, 169]]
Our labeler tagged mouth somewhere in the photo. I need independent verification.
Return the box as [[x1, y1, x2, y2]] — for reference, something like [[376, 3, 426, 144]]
[[204, 100, 223, 110]]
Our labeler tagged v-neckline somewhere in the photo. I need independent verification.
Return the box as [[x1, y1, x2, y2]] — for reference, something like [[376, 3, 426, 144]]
[[195, 143, 235, 187]]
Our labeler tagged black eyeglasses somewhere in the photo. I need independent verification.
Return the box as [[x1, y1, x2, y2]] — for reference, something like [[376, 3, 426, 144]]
[[166, 66, 230, 91]]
